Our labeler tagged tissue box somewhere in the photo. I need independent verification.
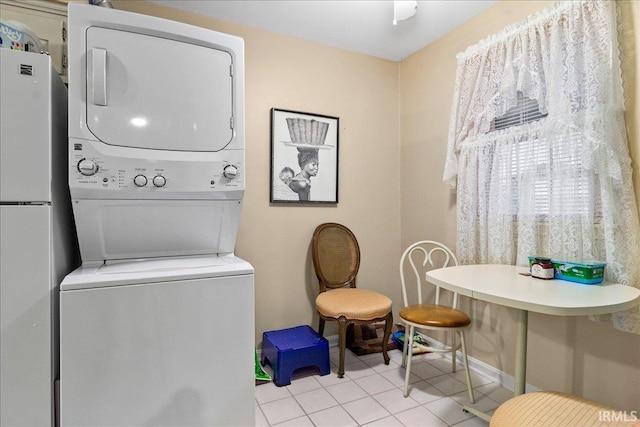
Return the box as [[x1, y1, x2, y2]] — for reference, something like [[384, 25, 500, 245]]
[[552, 260, 606, 284]]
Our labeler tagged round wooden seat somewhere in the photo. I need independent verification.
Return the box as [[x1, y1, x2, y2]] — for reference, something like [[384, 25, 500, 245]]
[[490, 391, 631, 427], [400, 304, 471, 328]]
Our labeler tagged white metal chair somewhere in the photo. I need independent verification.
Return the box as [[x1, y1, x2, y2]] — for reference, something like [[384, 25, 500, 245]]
[[399, 241, 474, 402]]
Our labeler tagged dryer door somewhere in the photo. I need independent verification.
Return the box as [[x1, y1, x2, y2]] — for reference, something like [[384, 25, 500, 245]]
[[85, 27, 233, 152]]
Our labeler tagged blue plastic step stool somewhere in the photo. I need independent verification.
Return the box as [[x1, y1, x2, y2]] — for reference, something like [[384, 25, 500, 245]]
[[261, 325, 330, 387]]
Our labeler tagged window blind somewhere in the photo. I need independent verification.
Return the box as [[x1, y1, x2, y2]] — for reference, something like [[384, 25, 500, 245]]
[[490, 93, 601, 221], [490, 92, 547, 132]]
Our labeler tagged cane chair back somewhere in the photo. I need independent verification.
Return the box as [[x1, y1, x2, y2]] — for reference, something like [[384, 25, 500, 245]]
[[312, 223, 393, 378], [312, 223, 360, 292]]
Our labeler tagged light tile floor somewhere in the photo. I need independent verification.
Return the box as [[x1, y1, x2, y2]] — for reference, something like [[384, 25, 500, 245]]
[[256, 346, 514, 426]]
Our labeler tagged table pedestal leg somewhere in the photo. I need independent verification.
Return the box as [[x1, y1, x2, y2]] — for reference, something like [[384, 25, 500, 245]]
[[463, 309, 529, 421], [514, 309, 528, 396], [463, 405, 492, 422]]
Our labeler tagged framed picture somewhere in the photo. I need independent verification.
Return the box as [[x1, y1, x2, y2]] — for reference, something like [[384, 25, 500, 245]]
[[270, 108, 339, 203]]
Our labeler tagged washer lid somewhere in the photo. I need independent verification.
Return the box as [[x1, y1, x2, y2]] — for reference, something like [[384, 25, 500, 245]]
[[61, 255, 253, 290], [85, 26, 234, 152]]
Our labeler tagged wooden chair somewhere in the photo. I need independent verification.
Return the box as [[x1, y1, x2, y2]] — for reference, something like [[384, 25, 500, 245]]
[[399, 241, 474, 402], [312, 223, 393, 378]]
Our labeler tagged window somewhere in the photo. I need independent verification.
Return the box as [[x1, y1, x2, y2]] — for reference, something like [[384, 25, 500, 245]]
[[488, 92, 601, 221], [444, 0, 640, 333]]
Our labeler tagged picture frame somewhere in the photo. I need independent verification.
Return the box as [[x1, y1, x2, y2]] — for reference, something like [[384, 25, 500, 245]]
[[270, 108, 339, 204]]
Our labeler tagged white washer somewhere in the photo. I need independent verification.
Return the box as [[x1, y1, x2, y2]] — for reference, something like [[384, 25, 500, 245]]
[[60, 255, 254, 427]]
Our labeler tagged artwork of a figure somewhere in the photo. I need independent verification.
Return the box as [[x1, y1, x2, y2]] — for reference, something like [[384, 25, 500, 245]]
[[279, 117, 330, 201], [282, 149, 318, 201], [271, 109, 338, 203]]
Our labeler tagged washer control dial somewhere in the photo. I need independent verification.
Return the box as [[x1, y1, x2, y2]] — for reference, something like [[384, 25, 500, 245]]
[[77, 158, 98, 176], [223, 164, 238, 179], [152, 175, 166, 188], [134, 174, 148, 187]]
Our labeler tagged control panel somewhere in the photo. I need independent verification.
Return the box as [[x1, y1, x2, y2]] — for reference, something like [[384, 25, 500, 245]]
[[69, 139, 245, 199]]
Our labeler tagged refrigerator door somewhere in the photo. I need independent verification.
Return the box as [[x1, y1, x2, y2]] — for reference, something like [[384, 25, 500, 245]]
[[0, 50, 52, 203], [0, 205, 53, 427]]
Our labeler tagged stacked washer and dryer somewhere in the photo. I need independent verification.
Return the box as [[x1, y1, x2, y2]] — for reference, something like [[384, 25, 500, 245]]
[[60, 4, 254, 426]]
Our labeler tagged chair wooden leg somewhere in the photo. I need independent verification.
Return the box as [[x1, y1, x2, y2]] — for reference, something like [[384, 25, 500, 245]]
[[337, 317, 348, 378], [459, 330, 475, 403], [381, 312, 393, 365], [318, 318, 326, 336], [403, 325, 415, 397]]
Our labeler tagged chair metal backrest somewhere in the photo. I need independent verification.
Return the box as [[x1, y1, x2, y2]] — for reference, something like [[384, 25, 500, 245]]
[[399, 241, 460, 309], [312, 223, 360, 293]]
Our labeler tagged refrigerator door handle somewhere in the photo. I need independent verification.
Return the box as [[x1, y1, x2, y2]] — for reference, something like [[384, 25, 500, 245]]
[[90, 48, 107, 106]]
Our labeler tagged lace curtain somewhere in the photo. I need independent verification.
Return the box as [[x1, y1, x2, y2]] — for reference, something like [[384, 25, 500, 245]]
[[443, 0, 640, 333]]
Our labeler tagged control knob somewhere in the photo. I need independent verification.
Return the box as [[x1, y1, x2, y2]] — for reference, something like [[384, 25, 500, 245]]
[[152, 175, 166, 188], [77, 158, 98, 176], [223, 164, 238, 180], [134, 174, 148, 187]]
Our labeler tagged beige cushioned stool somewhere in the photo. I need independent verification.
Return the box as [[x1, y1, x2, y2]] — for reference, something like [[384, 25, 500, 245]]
[[491, 391, 639, 427], [316, 288, 392, 321]]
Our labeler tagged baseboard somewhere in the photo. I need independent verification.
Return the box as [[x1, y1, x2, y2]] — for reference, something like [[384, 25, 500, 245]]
[[324, 333, 539, 394], [326, 334, 340, 348]]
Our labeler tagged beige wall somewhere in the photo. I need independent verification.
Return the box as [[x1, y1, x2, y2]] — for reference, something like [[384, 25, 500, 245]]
[[112, 0, 403, 345], [114, 0, 639, 410], [400, 0, 640, 410]]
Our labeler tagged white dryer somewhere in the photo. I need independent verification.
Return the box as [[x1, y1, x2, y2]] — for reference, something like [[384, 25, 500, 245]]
[[66, 3, 246, 263], [60, 4, 253, 426]]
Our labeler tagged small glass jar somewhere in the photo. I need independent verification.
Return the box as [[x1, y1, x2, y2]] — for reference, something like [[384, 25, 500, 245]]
[[531, 257, 554, 279]]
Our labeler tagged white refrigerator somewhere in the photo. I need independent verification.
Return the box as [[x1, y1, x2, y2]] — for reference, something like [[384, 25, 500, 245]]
[[0, 49, 79, 427]]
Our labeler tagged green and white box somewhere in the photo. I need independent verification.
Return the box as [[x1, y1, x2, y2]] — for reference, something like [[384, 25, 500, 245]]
[[552, 260, 606, 285]]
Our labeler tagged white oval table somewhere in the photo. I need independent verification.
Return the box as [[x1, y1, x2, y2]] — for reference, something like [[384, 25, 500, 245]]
[[425, 264, 640, 420]]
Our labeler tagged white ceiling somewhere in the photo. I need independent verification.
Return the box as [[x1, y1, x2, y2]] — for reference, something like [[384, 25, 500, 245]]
[[148, 1, 498, 61]]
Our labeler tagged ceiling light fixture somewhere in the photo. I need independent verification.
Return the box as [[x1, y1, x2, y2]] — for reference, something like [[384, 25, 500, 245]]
[[393, 1, 418, 25]]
